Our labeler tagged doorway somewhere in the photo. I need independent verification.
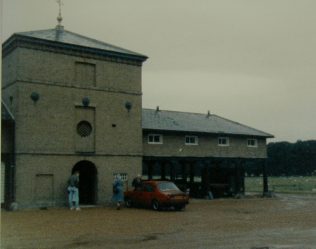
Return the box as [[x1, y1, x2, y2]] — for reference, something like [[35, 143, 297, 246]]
[[72, 161, 97, 205]]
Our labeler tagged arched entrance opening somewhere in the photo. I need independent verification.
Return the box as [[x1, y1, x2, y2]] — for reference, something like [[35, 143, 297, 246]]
[[72, 161, 97, 205]]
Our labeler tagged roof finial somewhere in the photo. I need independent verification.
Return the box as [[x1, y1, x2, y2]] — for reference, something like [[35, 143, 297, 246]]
[[56, 0, 63, 28]]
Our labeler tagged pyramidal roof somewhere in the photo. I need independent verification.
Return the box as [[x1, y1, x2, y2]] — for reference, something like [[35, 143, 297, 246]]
[[142, 108, 274, 138], [3, 26, 147, 62]]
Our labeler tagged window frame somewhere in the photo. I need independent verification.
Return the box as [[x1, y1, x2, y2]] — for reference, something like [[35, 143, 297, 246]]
[[247, 138, 258, 148], [218, 137, 229, 146], [185, 135, 199, 145], [113, 173, 128, 182], [147, 134, 163, 144]]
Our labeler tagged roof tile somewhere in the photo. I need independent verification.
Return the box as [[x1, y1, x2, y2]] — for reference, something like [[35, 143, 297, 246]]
[[14, 28, 147, 59], [142, 108, 273, 138]]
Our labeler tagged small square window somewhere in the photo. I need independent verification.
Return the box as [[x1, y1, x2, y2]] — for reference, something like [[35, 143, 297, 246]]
[[148, 134, 163, 144], [113, 173, 128, 182], [218, 137, 229, 146], [247, 139, 258, 147], [185, 136, 198, 145]]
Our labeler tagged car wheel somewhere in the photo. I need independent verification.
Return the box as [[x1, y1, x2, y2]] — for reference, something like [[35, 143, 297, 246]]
[[151, 200, 160, 211], [125, 198, 133, 208]]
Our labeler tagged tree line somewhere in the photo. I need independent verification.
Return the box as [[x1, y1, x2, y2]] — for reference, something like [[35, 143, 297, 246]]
[[245, 140, 316, 176]]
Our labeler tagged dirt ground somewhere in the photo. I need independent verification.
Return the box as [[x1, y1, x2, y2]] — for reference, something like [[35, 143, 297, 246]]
[[1, 194, 316, 249]]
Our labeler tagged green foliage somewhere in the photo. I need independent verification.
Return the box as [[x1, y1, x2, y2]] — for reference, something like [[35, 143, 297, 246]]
[[267, 140, 316, 176]]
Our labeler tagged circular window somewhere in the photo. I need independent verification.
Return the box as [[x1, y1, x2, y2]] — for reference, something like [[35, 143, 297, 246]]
[[77, 121, 92, 137]]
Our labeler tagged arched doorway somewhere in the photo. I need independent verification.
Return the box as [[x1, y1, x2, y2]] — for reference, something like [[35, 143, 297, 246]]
[[72, 161, 97, 205]]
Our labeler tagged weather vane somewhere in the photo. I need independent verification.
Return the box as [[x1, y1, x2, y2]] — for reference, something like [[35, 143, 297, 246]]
[[56, 0, 63, 27]]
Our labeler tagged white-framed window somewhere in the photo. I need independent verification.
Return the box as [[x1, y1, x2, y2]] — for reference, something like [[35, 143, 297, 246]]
[[148, 134, 163, 144], [113, 173, 128, 182], [185, 135, 198, 145], [218, 137, 229, 146], [247, 138, 258, 147]]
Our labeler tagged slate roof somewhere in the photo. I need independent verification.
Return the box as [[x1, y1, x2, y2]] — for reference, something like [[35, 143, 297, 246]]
[[3, 27, 148, 62], [1, 101, 15, 121], [142, 108, 273, 138]]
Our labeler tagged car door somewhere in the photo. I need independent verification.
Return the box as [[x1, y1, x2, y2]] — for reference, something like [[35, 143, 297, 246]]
[[131, 188, 143, 207], [140, 183, 154, 207]]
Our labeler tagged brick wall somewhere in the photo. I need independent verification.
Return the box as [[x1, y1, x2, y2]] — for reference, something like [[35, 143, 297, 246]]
[[2, 43, 143, 208], [143, 132, 267, 159]]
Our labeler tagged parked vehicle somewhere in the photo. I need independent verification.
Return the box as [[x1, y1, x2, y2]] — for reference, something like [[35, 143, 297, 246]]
[[124, 180, 189, 211]]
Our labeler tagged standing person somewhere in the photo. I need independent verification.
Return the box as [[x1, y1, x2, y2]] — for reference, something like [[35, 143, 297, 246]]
[[132, 174, 143, 191], [112, 174, 124, 210], [67, 171, 80, 211]]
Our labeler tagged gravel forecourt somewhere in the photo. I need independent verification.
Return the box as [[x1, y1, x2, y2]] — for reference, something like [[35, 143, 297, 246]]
[[1, 194, 316, 249]]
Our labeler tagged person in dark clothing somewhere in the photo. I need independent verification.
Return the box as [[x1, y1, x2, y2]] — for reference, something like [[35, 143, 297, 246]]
[[132, 174, 143, 191], [67, 171, 80, 210]]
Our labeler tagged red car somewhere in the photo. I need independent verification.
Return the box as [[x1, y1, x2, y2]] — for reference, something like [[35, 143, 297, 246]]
[[124, 180, 189, 211]]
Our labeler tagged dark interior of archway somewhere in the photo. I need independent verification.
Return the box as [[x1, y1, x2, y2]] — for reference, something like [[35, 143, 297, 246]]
[[72, 162, 97, 205]]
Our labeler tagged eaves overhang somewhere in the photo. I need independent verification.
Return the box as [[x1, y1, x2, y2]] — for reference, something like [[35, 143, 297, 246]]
[[2, 34, 148, 66], [142, 128, 274, 139]]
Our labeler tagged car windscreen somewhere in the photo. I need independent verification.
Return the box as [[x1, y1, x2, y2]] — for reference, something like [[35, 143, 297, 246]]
[[158, 182, 180, 192]]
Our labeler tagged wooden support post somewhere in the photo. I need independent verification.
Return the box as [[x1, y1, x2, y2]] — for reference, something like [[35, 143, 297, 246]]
[[241, 161, 245, 193], [233, 158, 245, 197], [161, 162, 166, 180], [201, 162, 210, 198], [170, 161, 176, 181], [262, 159, 269, 196], [190, 163, 194, 184], [182, 162, 188, 183], [148, 162, 153, 180]]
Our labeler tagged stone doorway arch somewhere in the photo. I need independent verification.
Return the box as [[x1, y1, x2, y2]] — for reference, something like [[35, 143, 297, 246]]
[[72, 161, 97, 205]]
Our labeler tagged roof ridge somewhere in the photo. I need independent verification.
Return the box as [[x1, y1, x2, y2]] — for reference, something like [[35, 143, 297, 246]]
[[142, 108, 274, 138], [13, 28, 147, 58], [5, 28, 55, 44], [143, 108, 211, 116], [15, 28, 55, 35], [63, 29, 146, 57], [211, 114, 274, 137]]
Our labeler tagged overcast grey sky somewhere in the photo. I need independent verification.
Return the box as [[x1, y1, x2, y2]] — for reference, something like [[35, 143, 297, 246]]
[[1, 0, 316, 143]]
